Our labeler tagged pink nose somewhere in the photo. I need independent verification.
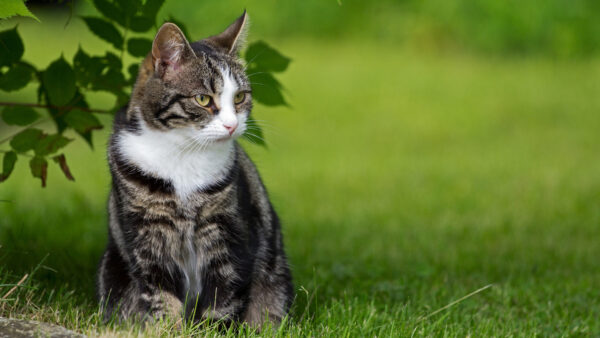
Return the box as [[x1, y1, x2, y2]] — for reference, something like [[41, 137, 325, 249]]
[[224, 123, 237, 135]]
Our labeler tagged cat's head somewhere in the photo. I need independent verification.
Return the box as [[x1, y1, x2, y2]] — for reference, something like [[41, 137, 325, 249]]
[[128, 12, 252, 147]]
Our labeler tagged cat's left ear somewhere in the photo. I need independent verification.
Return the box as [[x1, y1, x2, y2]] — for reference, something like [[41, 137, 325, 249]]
[[205, 11, 249, 55]]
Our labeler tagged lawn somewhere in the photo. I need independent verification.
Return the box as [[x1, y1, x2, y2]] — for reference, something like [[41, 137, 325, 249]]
[[1, 20, 600, 336]]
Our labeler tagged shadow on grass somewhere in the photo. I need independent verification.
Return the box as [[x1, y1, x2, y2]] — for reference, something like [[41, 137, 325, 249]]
[[0, 192, 107, 302]]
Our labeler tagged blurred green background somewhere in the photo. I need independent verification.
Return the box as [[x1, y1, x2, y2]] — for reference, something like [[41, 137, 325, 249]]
[[1, 0, 599, 335], [167, 0, 600, 57]]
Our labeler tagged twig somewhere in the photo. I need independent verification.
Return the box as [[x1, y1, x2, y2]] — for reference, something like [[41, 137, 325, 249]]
[[0, 101, 111, 114], [120, 26, 129, 61], [417, 284, 493, 322], [64, 0, 74, 29], [1, 274, 29, 300]]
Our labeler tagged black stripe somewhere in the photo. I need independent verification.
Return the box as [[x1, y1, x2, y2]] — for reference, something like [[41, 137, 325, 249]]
[[210, 76, 216, 94], [112, 152, 174, 195], [157, 102, 187, 119], [202, 77, 211, 93], [199, 155, 239, 195], [195, 213, 235, 232], [143, 215, 177, 230], [113, 105, 141, 133], [126, 113, 141, 133], [205, 57, 218, 93], [156, 94, 185, 118], [157, 103, 188, 126]]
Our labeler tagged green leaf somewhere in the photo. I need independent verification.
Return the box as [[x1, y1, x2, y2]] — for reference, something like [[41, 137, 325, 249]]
[[129, 16, 154, 33], [64, 109, 103, 134], [73, 47, 104, 88], [77, 130, 94, 148], [245, 41, 291, 73], [142, 0, 165, 21], [117, 0, 142, 20], [0, 27, 24, 67], [111, 91, 129, 112], [52, 154, 74, 181], [29, 155, 47, 187], [91, 0, 163, 33], [167, 16, 190, 39], [87, 52, 126, 96], [43, 89, 70, 133], [9, 128, 43, 153], [131, 1, 164, 32], [43, 56, 77, 106], [44, 90, 92, 136], [248, 71, 287, 106], [1, 106, 39, 126], [82, 16, 124, 50], [35, 133, 72, 156], [0, 62, 34, 91], [93, 67, 126, 95], [127, 38, 152, 57], [46, 90, 99, 148], [92, 0, 165, 32], [73, 48, 127, 94], [243, 116, 266, 147], [103, 51, 122, 68], [0, 0, 38, 21], [92, 0, 126, 27], [128, 63, 139, 85], [111, 0, 156, 32], [73, 46, 92, 71], [243, 42, 290, 107], [0, 151, 17, 182]]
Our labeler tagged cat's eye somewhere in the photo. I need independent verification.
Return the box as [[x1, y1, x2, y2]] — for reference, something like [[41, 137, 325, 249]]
[[195, 94, 212, 107], [234, 92, 246, 104]]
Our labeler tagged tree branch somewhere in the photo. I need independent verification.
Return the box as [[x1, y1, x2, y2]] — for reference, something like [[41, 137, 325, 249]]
[[0, 101, 112, 114]]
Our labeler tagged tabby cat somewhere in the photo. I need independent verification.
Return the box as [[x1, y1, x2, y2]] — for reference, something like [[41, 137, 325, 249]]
[[96, 12, 293, 327]]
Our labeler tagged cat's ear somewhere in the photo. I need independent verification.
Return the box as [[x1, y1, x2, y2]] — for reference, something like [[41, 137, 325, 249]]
[[205, 11, 249, 55], [152, 22, 195, 79]]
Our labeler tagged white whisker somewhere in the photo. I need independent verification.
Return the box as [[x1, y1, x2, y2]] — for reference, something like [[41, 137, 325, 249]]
[[243, 131, 267, 144], [246, 71, 269, 77]]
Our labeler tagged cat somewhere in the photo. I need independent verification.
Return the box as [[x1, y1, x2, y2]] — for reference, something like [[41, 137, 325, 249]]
[[96, 12, 294, 327]]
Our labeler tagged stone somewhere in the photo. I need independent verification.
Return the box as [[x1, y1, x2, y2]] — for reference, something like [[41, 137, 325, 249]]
[[0, 317, 83, 338]]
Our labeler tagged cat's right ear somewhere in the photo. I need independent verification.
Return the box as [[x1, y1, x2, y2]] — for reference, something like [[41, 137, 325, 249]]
[[152, 23, 195, 79]]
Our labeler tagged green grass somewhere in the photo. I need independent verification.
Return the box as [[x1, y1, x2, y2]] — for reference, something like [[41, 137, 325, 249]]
[[2, 28, 600, 337]]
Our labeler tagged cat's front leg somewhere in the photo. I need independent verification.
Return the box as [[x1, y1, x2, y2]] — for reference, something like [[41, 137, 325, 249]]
[[116, 282, 183, 323], [121, 227, 186, 323], [192, 218, 247, 323]]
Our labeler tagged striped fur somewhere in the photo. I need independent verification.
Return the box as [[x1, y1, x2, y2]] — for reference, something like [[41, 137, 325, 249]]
[[97, 13, 293, 327]]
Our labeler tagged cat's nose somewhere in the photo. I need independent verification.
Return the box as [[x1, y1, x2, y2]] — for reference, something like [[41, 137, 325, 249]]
[[224, 123, 238, 135]]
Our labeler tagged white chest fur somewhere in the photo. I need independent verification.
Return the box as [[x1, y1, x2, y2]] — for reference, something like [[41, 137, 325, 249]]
[[116, 125, 235, 199]]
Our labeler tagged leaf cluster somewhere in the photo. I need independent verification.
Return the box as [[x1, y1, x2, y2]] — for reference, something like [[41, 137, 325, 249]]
[[0, 0, 291, 186]]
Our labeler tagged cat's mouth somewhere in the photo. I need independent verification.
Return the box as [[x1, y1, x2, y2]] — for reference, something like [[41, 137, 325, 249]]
[[213, 134, 233, 142]]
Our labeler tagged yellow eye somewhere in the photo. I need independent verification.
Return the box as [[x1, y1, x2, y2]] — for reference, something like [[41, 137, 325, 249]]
[[195, 94, 211, 107], [234, 92, 246, 104]]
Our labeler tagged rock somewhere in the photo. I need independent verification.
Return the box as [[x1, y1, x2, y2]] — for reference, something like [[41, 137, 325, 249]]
[[0, 317, 83, 338]]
